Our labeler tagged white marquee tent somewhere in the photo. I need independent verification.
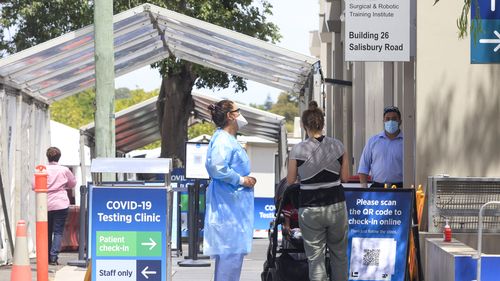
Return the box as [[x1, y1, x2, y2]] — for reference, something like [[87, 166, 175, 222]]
[[0, 3, 318, 263]]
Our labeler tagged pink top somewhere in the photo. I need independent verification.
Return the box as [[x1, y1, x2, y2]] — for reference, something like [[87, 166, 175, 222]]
[[46, 162, 76, 211]]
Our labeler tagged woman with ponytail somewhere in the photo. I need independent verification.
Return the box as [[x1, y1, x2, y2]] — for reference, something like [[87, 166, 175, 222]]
[[287, 101, 350, 281], [203, 100, 257, 281]]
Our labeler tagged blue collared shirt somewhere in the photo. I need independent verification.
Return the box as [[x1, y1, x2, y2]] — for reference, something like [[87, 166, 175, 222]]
[[358, 131, 403, 183]]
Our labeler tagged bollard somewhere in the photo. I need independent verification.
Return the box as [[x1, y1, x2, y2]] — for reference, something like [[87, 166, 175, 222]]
[[34, 165, 48, 281], [11, 220, 31, 281]]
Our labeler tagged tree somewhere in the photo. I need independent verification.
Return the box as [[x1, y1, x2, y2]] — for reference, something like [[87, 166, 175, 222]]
[[269, 92, 299, 132], [188, 122, 216, 140], [50, 89, 96, 129], [0, 1, 94, 57], [1, 1, 281, 165], [50, 88, 158, 129]]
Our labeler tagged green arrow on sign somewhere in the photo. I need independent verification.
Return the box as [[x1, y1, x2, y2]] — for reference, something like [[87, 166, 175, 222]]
[[137, 232, 161, 256], [141, 237, 157, 250]]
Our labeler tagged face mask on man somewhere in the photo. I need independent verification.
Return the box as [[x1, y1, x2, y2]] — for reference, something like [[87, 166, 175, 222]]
[[236, 114, 248, 130], [384, 120, 399, 134]]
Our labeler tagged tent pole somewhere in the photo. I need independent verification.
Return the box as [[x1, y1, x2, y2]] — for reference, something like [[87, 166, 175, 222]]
[[0, 172, 14, 259]]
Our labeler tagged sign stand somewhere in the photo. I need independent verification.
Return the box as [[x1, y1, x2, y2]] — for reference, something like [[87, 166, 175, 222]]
[[345, 188, 414, 281], [67, 184, 88, 268], [178, 141, 211, 267], [89, 158, 173, 281], [178, 180, 210, 267], [411, 188, 424, 281], [176, 194, 183, 257]]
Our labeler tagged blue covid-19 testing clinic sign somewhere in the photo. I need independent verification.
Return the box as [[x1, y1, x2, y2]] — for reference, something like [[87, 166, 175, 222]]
[[471, 0, 500, 63], [90, 186, 167, 281], [345, 188, 413, 281]]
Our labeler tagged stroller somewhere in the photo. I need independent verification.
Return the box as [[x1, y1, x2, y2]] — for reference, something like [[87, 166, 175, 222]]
[[261, 179, 309, 281]]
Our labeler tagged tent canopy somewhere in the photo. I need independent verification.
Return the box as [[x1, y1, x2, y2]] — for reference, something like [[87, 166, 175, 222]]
[[0, 3, 318, 104], [81, 91, 285, 154]]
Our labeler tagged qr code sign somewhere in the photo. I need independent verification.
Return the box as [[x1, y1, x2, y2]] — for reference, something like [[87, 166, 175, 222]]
[[362, 248, 380, 266]]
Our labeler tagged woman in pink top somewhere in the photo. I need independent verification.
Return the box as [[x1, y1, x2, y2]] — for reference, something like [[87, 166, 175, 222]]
[[45, 147, 76, 265]]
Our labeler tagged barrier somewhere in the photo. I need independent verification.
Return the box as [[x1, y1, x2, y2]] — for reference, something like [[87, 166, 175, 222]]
[[34, 165, 48, 281], [10, 220, 31, 281], [61, 205, 80, 251]]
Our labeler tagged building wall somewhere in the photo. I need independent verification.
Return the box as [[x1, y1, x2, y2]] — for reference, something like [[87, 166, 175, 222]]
[[315, 0, 500, 187], [416, 1, 500, 185]]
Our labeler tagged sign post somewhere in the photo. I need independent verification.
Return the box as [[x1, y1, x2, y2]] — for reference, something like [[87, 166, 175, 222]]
[[178, 142, 211, 267], [471, 0, 500, 63], [88, 158, 172, 281], [345, 0, 410, 61]]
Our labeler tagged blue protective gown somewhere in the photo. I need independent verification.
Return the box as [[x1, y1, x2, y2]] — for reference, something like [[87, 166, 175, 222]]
[[203, 129, 254, 256]]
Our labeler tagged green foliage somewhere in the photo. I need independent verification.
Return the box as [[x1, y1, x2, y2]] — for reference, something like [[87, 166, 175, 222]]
[[115, 89, 158, 112], [141, 140, 161, 150], [0, 1, 94, 56], [434, 0, 477, 39], [50, 88, 158, 129], [117, 1, 281, 93], [285, 122, 294, 133], [250, 91, 299, 133], [269, 92, 299, 125], [50, 89, 95, 129], [188, 122, 216, 139]]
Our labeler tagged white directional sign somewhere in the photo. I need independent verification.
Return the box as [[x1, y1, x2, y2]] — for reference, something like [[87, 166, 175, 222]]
[[479, 30, 500, 52], [345, 0, 410, 61]]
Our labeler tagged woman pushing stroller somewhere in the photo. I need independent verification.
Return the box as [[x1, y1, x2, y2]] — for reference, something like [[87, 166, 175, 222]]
[[287, 101, 350, 281]]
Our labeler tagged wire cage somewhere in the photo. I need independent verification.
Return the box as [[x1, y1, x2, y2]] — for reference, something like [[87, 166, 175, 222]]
[[428, 176, 500, 233]]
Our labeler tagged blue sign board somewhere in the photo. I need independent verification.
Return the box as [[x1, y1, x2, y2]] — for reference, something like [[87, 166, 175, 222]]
[[345, 188, 413, 281], [253, 197, 275, 231], [471, 0, 500, 63], [90, 186, 167, 281]]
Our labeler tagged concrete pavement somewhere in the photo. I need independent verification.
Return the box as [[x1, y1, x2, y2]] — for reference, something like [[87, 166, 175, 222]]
[[0, 239, 269, 281]]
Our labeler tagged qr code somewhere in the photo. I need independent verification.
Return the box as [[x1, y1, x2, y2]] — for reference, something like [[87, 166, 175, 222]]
[[362, 249, 380, 266]]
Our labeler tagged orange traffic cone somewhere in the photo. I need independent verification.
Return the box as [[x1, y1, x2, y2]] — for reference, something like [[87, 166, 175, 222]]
[[11, 220, 31, 281]]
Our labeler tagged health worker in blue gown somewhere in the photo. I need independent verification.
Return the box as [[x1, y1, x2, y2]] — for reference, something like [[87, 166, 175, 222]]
[[204, 100, 257, 281]]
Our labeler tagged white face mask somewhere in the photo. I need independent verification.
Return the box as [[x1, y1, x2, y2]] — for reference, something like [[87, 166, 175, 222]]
[[236, 114, 248, 130]]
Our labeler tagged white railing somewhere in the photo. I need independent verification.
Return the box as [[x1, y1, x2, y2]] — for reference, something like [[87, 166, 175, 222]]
[[474, 201, 500, 281]]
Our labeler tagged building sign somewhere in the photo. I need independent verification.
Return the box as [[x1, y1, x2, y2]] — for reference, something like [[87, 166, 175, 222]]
[[471, 0, 500, 63], [345, 188, 413, 281], [90, 186, 167, 281], [345, 0, 410, 61]]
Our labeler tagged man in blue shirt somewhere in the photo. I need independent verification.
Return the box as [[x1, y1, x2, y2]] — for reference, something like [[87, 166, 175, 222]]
[[358, 106, 403, 188]]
